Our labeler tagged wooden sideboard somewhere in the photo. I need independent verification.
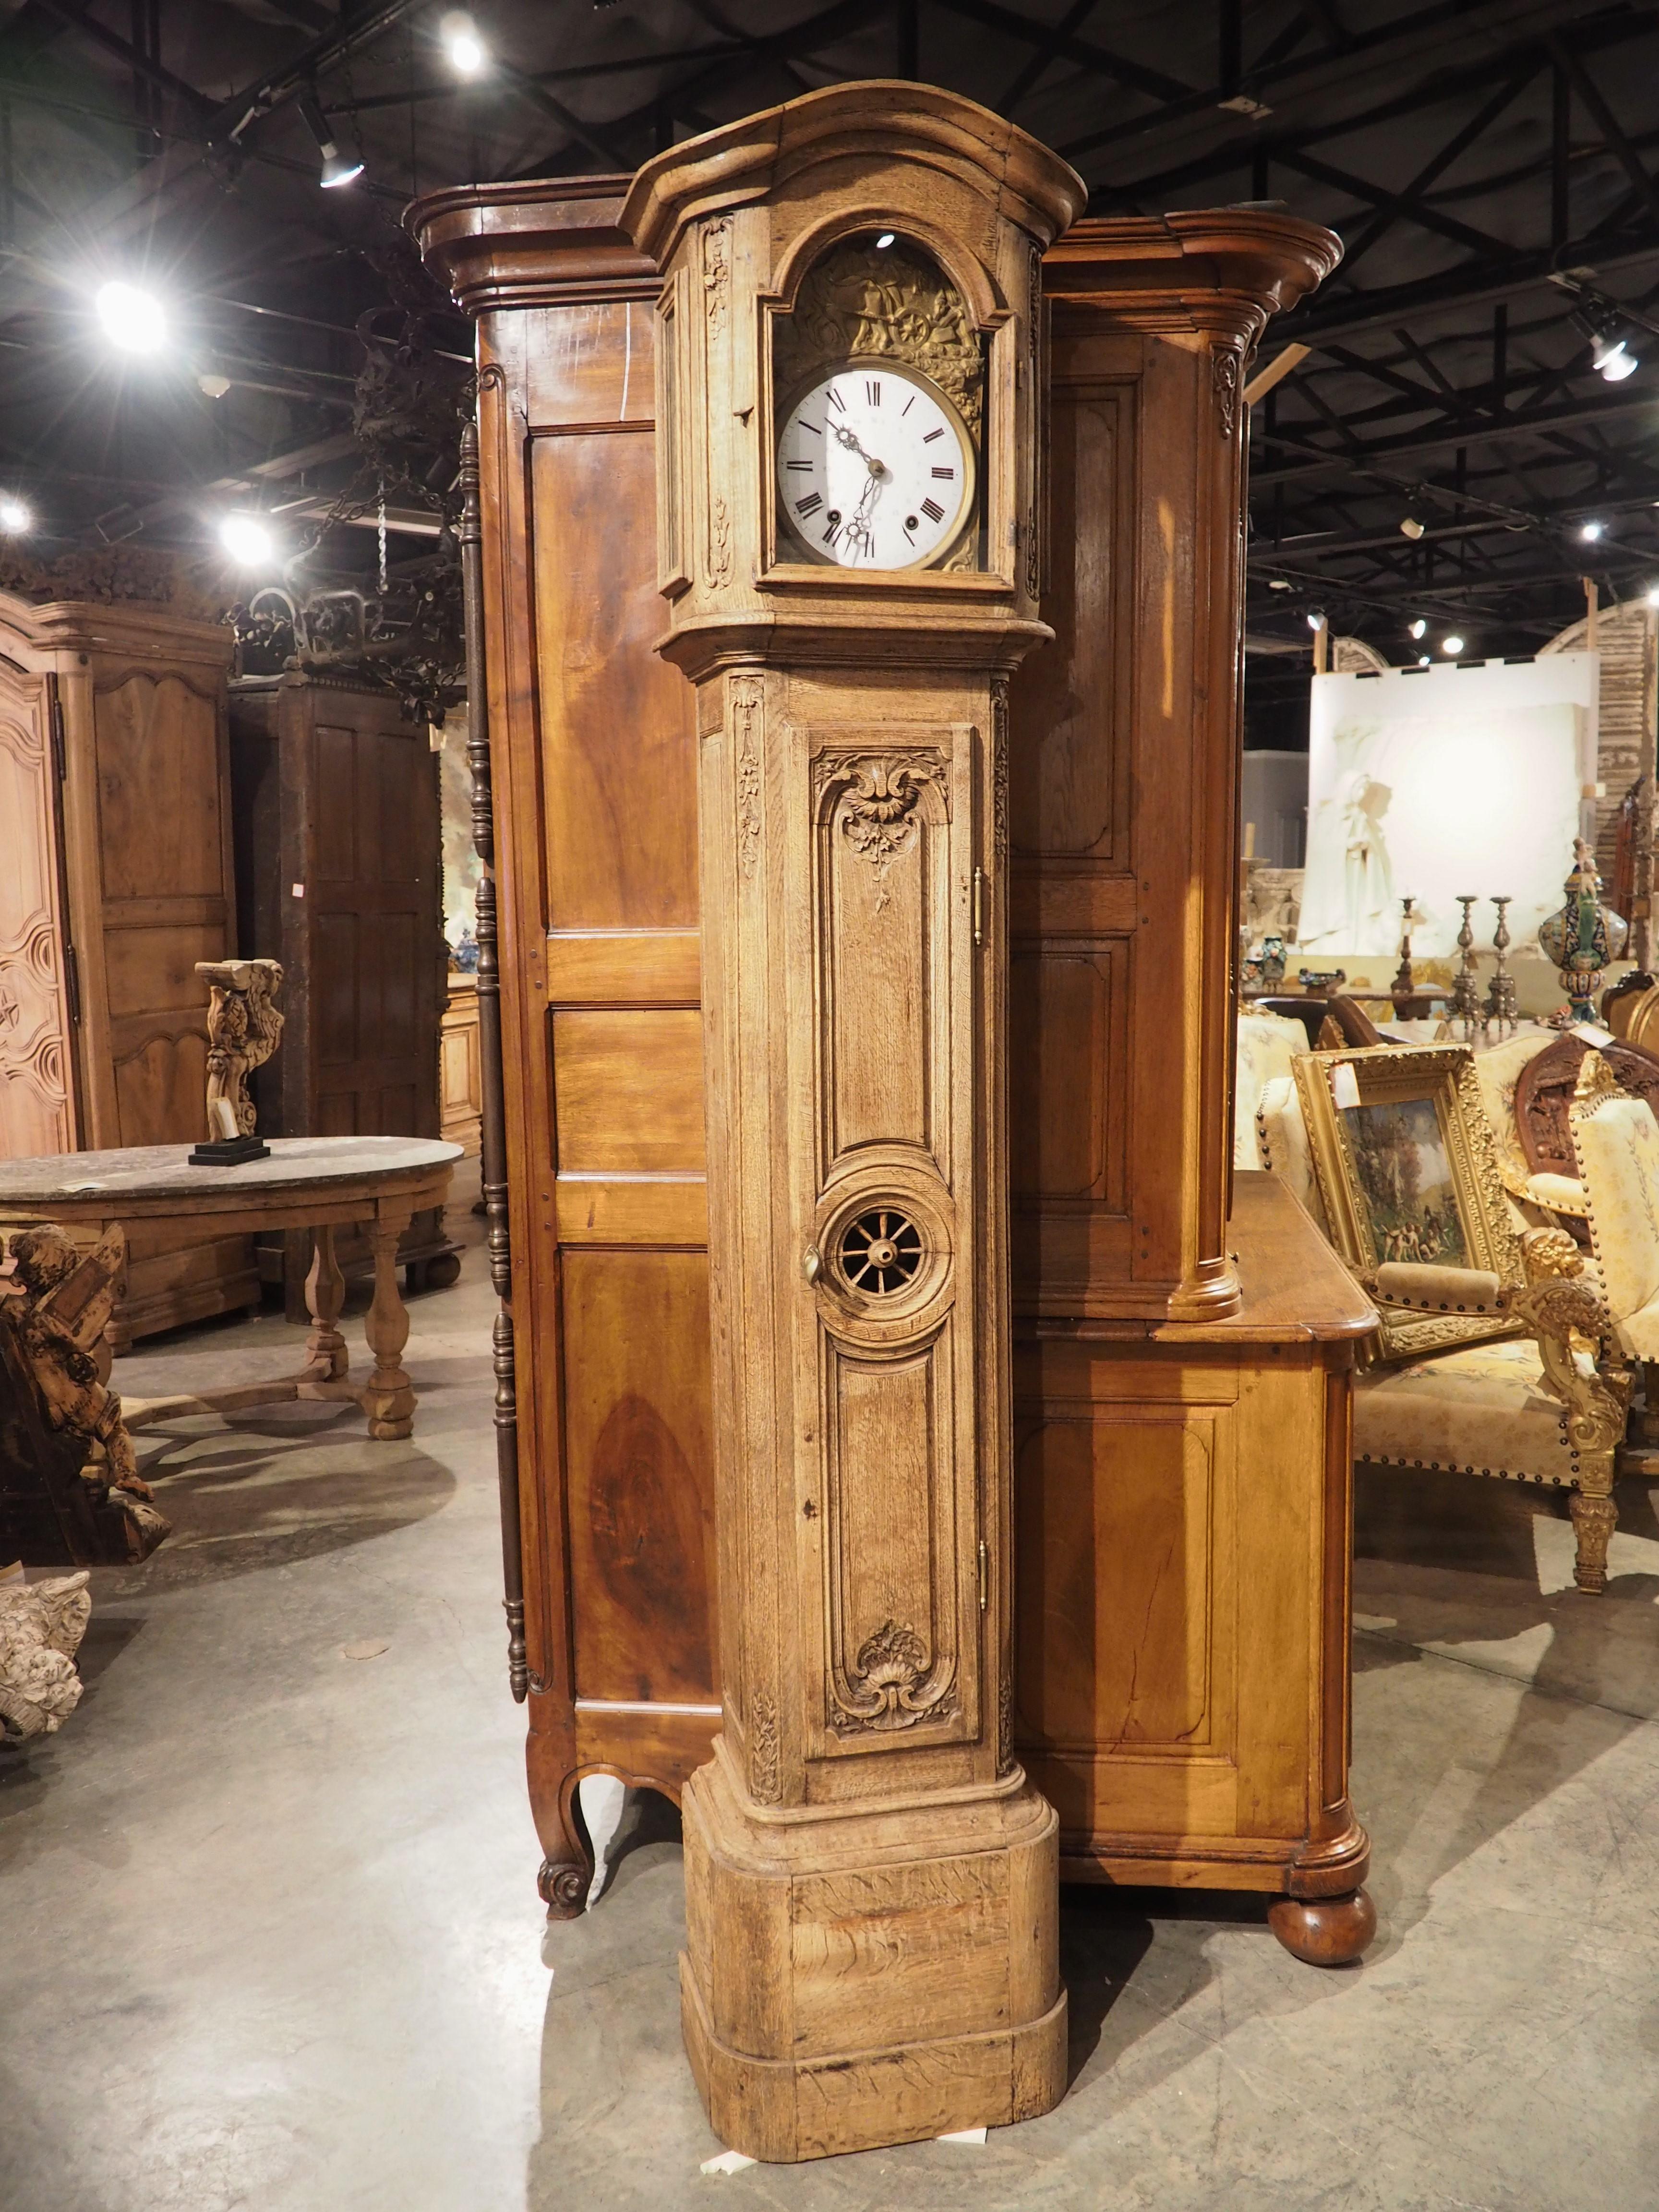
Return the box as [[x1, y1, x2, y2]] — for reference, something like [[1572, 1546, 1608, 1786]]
[[1008, 215, 1375, 1961], [0, 589, 258, 1346], [228, 672, 454, 1314], [411, 178, 717, 1909]]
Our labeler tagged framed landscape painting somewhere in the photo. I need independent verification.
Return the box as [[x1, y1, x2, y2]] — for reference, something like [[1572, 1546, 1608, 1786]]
[[1293, 1043, 1524, 1360]]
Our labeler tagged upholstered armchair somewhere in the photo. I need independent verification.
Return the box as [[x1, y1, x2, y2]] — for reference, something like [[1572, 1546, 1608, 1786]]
[[1233, 1008, 1312, 1168], [1349, 1230, 1628, 1593], [1570, 1051, 1659, 1471]]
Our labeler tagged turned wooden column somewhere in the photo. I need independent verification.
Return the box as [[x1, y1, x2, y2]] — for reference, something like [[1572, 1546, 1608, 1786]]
[[622, 83, 1084, 2162]]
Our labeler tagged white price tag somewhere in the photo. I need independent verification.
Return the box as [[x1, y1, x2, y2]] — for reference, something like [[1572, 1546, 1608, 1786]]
[[1330, 1061, 1361, 1109]]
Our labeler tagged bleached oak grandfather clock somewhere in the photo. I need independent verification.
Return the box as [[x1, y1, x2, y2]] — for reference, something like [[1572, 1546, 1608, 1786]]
[[620, 85, 1084, 2161]]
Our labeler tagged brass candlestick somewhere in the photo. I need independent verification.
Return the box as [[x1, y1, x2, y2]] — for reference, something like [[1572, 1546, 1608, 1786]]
[[1447, 894, 1483, 1038], [1390, 895, 1418, 1010], [1485, 895, 1519, 1036]]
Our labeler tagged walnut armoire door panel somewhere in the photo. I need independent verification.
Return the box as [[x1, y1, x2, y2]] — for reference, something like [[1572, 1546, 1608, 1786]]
[[531, 428, 698, 931], [563, 1245, 716, 1706]]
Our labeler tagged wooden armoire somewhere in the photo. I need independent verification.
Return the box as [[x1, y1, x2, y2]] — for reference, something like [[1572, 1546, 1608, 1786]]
[[415, 171, 1375, 1962], [228, 672, 453, 1310], [411, 178, 716, 1908], [0, 589, 259, 1345]]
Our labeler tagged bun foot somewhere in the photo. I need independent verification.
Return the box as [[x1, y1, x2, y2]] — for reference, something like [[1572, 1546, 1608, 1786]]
[[1268, 1887, 1376, 1966]]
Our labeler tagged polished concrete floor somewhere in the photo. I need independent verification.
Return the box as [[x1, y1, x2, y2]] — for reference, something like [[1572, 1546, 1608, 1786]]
[[5, 1162, 1659, 2209]]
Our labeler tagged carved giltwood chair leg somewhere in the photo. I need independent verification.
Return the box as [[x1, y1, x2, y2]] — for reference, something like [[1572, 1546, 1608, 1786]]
[[361, 1207, 417, 1440], [1570, 1481, 1619, 1594]]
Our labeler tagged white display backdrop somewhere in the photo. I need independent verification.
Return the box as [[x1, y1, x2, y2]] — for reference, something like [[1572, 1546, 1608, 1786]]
[[1297, 653, 1598, 961]]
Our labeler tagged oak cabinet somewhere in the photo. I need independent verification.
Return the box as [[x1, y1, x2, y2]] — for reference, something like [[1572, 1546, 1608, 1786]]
[[228, 672, 452, 1311], [440, 975, 481, 1154], [0, 589, 257, 1345]]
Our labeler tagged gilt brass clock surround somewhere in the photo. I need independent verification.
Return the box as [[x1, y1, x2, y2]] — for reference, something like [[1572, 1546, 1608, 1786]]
[[622, 84, 1084, 2162]]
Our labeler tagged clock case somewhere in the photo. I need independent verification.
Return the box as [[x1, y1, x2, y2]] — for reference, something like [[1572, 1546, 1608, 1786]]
[[623, 84, 1085, 2161]]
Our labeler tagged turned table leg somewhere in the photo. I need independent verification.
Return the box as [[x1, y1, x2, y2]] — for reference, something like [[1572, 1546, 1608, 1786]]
[[362, 1206, 416, 1440], [303, 1227, 349, 1382]]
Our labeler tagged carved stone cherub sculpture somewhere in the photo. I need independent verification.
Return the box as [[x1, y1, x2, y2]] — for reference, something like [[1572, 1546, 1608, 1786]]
[[195, 958, 285, 1142], [0, 1571, 91, 1743]]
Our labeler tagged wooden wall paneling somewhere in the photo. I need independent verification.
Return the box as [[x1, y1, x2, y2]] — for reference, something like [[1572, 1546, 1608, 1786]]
[[411, 179, 719, 1916], [228, 675, 453, 1311], [0, 592, 258, 1345], [1011, 219, 1379, 1963]]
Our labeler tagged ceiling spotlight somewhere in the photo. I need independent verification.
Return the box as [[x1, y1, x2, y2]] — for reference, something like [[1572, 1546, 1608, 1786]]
[[1442, 634, 1465, 655], [219, 514, 275, 566], [1647, 583, 1659, 608], [0, 495, 31, 532], [197, 372, 231, 399], [1417, 655, 1431, 667], [1399, 516, 1425, 540], [1267, 577, 1290, 589], [1305, 608, 1326, 631], [441, 12, 488, 73], [1580, 519, 1605, 542], [298, 92, 363, 188], [96, 279, 166, 354], [1408, 617, 1427, 639], [1570, 291, 1642, 382]]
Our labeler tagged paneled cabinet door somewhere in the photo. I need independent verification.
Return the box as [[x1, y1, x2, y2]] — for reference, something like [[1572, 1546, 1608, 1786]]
[[0, 666, 77, 1157]]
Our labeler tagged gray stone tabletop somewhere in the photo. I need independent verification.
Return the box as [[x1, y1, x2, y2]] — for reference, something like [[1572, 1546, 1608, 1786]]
[[0, 1136, 463, 1205]]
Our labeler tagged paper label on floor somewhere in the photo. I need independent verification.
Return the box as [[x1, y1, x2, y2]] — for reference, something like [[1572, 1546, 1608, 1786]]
[[938, 2127, 987, 2144], [700, 2150, 757, 2175]]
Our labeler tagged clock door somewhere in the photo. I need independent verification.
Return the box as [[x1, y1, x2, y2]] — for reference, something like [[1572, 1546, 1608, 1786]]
[[792, 717, 985, 1764]]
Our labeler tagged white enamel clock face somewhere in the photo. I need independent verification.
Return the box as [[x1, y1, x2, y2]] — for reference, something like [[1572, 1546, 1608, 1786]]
[[777, 361, 974, 570]]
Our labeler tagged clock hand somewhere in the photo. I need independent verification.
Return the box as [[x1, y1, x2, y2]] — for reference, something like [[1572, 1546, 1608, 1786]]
[[831, 421, 886, 477]]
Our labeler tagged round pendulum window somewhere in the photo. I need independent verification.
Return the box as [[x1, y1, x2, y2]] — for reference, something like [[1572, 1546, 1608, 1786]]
[[838, 1208, 924, 1295]]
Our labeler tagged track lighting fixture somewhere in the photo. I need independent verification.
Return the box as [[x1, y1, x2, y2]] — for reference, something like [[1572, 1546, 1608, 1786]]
[[1305, 608, 1326, 631], [1569, 293, 1640, 382], [1580, 519, 1605, 542], [0, 496, 31, 532], [298, 92, 363, 189], [1442, 634, 1465, 656], [1408, 618, 1427, 639], [1399, 517, 1424, 539], [1648, 584, 1659, 608]]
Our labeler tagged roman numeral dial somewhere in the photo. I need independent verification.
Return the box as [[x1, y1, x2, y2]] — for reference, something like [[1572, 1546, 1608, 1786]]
[[775, 359, 974, 571]]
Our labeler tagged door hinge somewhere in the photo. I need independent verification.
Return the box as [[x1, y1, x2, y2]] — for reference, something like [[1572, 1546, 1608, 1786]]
[[63, 942, 81, 1024], [977, 1539, 989, 1612], [972, 866, 986, 947], [49, 693, 66, 781]]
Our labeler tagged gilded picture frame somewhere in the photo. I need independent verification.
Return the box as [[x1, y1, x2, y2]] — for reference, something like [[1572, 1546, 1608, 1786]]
[[1292, 1043, 1525, 1362]]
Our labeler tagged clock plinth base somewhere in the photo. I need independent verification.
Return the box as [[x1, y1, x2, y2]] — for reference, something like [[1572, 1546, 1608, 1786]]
[[680, 1742, 1067, 2163]]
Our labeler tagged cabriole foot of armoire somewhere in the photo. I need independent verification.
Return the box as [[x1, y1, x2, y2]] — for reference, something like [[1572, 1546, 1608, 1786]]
[[1267, 1887, 1377, 1966], [538, 1854, 590, 1919]]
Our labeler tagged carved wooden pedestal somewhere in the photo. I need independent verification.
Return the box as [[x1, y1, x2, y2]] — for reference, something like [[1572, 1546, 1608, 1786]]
[[622, 84, 1084, 2161]]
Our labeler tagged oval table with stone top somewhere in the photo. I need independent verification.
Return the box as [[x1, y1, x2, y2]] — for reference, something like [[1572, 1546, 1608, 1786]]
[[0, 1138, 461, 1443]]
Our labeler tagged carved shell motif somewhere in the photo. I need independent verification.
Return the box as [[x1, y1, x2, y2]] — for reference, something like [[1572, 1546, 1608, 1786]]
[[833, 1616, 957, 1731], [815, 750, 945, 912]]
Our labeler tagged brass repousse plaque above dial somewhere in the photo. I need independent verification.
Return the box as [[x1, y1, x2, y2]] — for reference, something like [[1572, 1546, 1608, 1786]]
[[772, 235, 984, 573]]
